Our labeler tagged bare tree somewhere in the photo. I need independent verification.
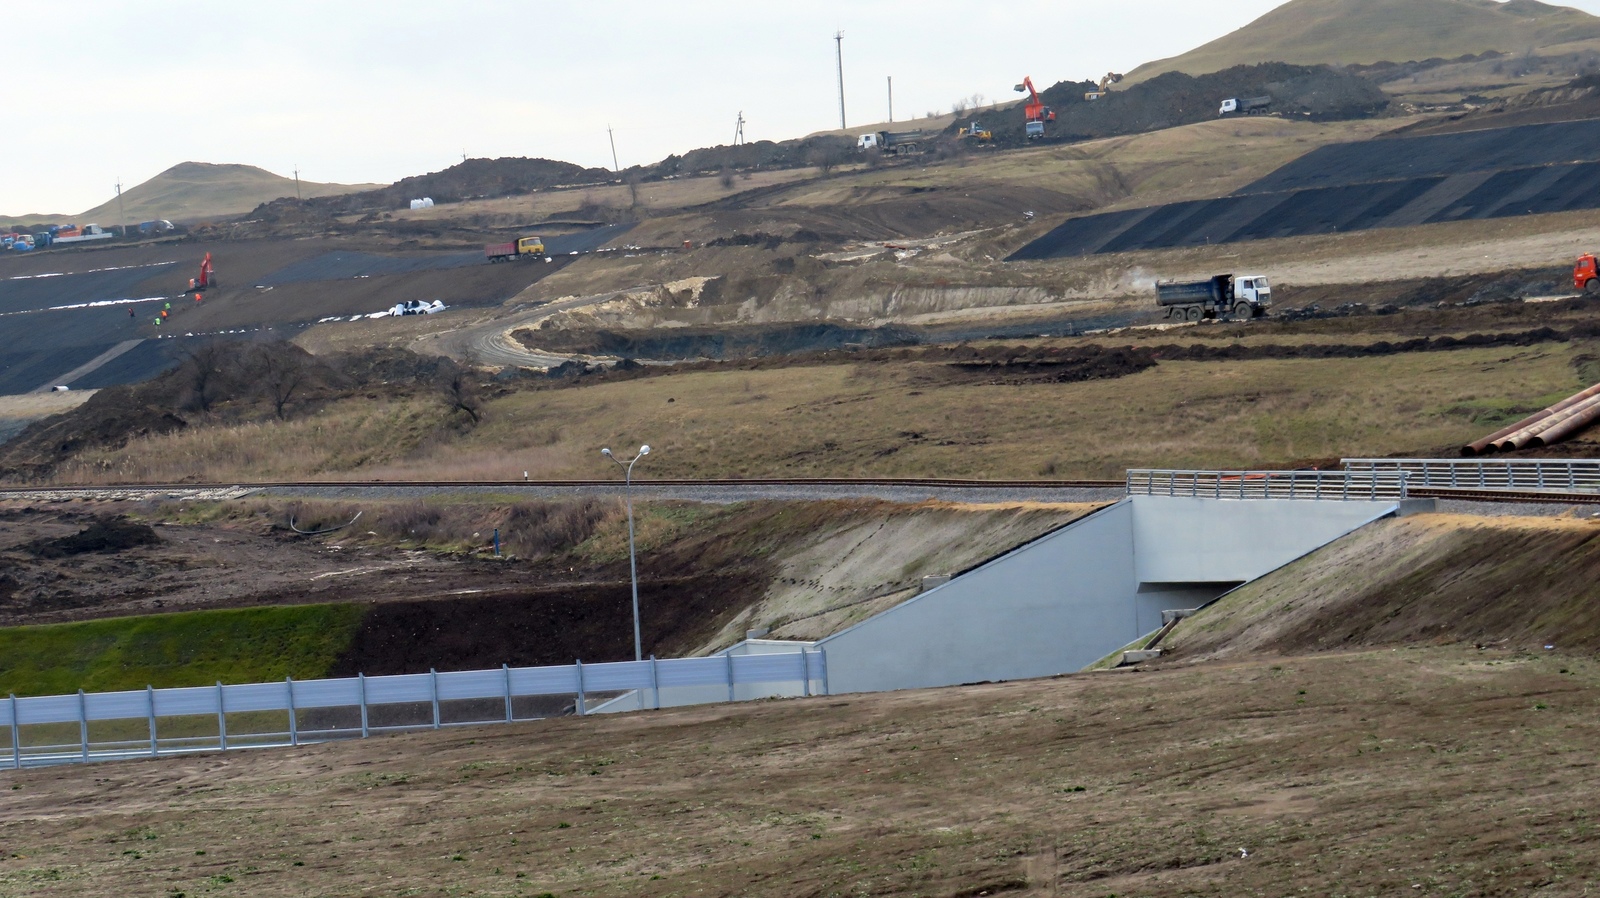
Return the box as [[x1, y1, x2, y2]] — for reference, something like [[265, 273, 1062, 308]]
[[718, 166, 736, 189], [624, 172, 643, 209], [253, 343, 311, 420], [442, 358, 483, 425], [808, 146, 845, 176], [177, 341, 234, 413]]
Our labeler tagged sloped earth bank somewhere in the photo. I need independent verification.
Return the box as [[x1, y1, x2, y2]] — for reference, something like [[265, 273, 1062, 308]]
[[1167, 512, 1600, 662], [0, 500, 1091, 681], [2, 645, 1596, 897]]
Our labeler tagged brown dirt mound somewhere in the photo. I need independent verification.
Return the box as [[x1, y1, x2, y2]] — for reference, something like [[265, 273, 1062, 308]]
[[25, 516, 161, 558], [974, 62, 1387, 150]]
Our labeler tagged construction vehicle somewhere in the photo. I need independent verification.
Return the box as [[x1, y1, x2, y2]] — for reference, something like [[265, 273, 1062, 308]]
[[960, 122, 993, 142], [1574, 254, 1600, 293], [484, 235, 547, 263], [1219, 96, 1272, 116], [1084, 72, 1123, 101], [856, 130, 925, 155], [187, 252, 215, 295], [1013, 76, 1055, 138], [1156, 274, 1271, 321]]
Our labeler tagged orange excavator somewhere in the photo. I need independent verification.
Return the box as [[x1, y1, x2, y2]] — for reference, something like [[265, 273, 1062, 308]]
[[1014, 76, 1055, 123], [1014, 76, 1055, 139], [187, 252, 215, 297]]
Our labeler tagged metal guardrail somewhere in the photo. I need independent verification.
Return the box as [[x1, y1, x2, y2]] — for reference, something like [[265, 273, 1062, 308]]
[[1127, 469, 1409, 501], [1343, 458, 1600, 493], [3, 651, 826, 769]]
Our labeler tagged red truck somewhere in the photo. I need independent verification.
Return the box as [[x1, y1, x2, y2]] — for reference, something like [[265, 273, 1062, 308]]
[[485, 235, 546, 263], [1576, 254, 1600, 293]]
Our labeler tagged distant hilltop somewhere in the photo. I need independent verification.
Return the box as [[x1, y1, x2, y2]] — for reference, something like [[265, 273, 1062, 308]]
[[72, 162, 379, 225], [1128, 0, 1600, 81]]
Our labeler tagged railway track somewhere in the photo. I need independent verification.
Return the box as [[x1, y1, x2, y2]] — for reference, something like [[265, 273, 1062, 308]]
[[1410, 487, 1600, 505], [4, 479, 1600, 505]]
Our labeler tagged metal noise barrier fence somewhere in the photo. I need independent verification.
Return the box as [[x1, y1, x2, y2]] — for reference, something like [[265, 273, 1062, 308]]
[[2, 650, 826, 770], [1343, 458, 1600, 493], [1126, 469, 1409, 501]]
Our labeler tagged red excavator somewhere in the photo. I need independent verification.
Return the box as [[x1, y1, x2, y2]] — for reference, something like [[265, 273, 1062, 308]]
[[187, 252, 215, 296], [1014, 77, 1055, 123]]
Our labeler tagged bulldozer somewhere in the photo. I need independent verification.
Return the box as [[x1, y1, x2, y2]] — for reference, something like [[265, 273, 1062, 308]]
[[1084, 72, 1123, 101], [960, 121, 993, 142]]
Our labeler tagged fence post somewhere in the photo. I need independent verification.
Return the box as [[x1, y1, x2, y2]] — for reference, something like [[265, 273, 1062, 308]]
[[800, 647, 812, 698], [9, 694, 19, 770], [358, 672, 370, 738], [575, 660, 586, 716], [726, 653, 736, 703], [286, 677, 299, 747], [77, 689, 89, 762], [147, 685, 158, 758], [650, 655, 661, 711], [216, 681, 228, 752], [502, 664, 513, 724], [430, 669, 442, 730]]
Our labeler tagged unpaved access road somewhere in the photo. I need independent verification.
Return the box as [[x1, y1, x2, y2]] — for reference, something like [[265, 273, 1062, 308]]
[[410, 287, 655, 368], [1, 646, 1594, 897]]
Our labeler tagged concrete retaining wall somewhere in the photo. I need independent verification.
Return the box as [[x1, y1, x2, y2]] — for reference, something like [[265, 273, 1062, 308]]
[[814, 496, 1398, 695]]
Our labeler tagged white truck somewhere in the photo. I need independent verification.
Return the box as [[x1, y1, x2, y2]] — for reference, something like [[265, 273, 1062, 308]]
[[1156, 274, 1271, 321], [51, 224, 116, 245], [856, 130, 925, 155], [1219, 96, 1272, 116]]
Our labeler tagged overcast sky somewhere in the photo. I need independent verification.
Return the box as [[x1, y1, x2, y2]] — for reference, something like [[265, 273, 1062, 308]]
[[7, 0, 1600, 217]]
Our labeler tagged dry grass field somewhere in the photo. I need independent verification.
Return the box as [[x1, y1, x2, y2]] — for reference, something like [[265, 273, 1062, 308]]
[[2, 645, 1594, 897], [47, 339, 1586, 484]]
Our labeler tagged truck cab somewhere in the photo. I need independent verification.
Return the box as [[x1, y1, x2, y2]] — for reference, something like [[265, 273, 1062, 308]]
[[857, 133, 883, 151], [516, 236, 545, 257], [1235, 275, 1271, 309], [1575, 254, 1599, 293], [1026, 121, 1045, 139]]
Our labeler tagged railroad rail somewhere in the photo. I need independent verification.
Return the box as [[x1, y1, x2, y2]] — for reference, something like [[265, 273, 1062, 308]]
[[3, 477, 1598, 505]]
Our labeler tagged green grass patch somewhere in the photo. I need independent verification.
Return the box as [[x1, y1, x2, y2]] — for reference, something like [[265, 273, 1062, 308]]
[[0, 604, 366, 697]]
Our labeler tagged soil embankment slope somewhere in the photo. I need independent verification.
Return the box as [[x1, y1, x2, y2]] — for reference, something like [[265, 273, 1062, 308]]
[[1169, 512, 1600, 661]]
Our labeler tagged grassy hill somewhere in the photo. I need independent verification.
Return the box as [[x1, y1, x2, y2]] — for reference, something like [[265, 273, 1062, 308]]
[[1129, 0, 1600, 81], [74, 161, 378, 225]]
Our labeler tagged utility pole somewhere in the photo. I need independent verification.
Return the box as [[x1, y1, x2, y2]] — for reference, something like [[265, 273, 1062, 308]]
[[293, 166, 301, 200], [834, 31, 847, 130], [887, 76, 894, 123], [734, 111, 746, 146], [607, 125, 620, 172], [114, 179, 126, 238]]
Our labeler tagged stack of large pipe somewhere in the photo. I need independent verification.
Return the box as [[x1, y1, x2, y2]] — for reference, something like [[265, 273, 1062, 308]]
[[1462, 382, 1600, 455]]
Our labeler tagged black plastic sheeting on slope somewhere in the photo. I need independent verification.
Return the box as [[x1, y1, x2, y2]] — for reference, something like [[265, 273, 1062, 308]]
[[254, 223, 638, 287], [1010, 159, 1600, 260], [0, 263, 176, 316], [1240, 118, 1600, 194]]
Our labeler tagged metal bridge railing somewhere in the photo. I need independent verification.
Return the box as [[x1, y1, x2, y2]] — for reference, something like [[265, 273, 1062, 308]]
[[1127, 469, 1409, 501], [3, 650, 826, 770], [1342, 459, 1600, 493]]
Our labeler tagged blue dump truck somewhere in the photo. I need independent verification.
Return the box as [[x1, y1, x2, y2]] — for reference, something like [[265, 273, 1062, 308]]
[[1156, 274, 1271, 321]]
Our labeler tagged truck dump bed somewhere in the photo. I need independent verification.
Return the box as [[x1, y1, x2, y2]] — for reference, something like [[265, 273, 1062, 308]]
[[1155, 275, 1229, 306]]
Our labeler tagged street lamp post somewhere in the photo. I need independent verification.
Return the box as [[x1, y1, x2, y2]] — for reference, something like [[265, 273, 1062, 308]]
[[602, 444, 650, 662]]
